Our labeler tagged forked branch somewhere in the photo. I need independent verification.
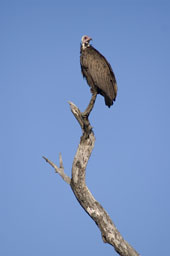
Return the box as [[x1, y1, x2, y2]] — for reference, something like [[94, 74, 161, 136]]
[[43, 93, 139, 256], [42, 154, 70, 184]]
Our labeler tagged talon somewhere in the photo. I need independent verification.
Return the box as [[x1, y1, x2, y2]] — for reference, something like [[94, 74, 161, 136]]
[[90, 87, 97, 95]]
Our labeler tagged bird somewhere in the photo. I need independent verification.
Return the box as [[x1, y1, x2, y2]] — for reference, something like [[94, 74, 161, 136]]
[[80, 35, 117, 108]]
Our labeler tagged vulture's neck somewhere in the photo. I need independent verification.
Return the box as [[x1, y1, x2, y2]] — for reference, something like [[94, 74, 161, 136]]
[[82, 42, 90, 50]]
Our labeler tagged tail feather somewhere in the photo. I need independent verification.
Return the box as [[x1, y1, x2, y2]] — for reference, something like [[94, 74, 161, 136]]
[[104, 96, 114, 108]]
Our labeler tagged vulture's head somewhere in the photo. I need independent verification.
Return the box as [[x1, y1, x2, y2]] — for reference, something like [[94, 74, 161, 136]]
[[81, 35, 92, 49]]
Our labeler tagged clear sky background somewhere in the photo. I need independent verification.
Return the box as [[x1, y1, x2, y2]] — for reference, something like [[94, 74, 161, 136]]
[[1, 0, 170, 255]]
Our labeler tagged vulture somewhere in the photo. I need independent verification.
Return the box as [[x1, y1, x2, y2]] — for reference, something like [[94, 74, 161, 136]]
[[80, 35, 117, 107]]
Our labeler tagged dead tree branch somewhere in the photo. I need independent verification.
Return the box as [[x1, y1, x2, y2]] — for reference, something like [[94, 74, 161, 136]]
[[43, 93, 139, 256], [42, 154, 70, 184]]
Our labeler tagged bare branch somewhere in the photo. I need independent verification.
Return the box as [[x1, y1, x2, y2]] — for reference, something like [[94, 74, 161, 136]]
[[43, 92, 139, 256], [59, 153, 64, 169], [42, 155, 71, 185], [69, 113, 139, 256], [81, 90, 97, 117], [68, 101, 84, 131]]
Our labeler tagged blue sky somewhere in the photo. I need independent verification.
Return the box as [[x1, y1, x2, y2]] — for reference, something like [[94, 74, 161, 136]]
[[1, 1, 170, 255]]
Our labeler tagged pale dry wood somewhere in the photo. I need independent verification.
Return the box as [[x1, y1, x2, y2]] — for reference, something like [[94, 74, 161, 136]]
[[43, 93, 139, 256], [43, 154, 71, 184]]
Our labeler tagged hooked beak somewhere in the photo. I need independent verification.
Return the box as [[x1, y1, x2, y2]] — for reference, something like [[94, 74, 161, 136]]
[[87, 37, 92, 42]]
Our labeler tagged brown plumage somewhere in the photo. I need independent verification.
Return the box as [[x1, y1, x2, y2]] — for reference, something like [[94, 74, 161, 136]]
[[80, 35, 117, 107]]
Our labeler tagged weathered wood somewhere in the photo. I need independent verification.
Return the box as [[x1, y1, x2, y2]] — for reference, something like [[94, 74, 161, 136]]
[[43, 93, 139, 256], [43, 154, 70, 184]]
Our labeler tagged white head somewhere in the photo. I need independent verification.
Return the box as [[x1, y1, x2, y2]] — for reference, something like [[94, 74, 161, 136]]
[[81, 35, 92, 49]]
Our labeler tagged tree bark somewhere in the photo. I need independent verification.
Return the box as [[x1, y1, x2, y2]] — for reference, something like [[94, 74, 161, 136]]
[[43, 94, 139, 256]]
